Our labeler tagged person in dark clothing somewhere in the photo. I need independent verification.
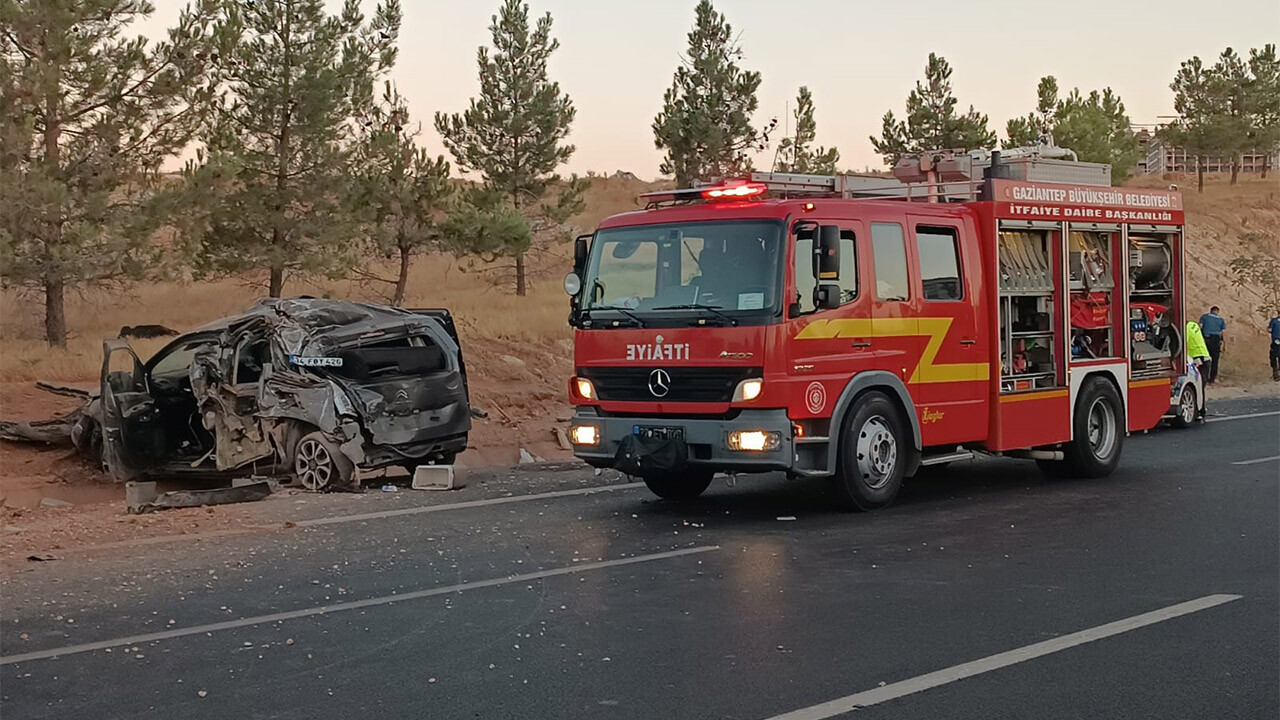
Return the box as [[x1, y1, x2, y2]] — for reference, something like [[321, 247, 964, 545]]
[[1198, 306, 1227, 384], [1269, 309, 1280, 381]]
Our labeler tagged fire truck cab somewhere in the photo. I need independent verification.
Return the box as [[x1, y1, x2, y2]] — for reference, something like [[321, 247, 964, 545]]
[[565, 147, 1187, 509]]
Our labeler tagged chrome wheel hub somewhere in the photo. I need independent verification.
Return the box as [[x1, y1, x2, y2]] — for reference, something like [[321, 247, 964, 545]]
[[855, 415, 897, 489]]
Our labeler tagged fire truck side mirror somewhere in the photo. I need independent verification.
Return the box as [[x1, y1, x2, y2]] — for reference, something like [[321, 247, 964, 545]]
[[814, 283, 841, 310], [573, 234, 591, 275], [816, 225, 841, 281]]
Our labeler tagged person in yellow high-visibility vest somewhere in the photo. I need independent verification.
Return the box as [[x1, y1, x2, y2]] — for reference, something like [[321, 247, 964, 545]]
[[1186, 320, 1211, 422]]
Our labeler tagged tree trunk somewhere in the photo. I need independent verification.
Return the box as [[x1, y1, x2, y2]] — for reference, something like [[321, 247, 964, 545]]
[[1197, 158, 1205, 193], [44, 276, 67, 348], [1262, 153, 1270, 179], [269, 265, 284, 297], [515, 252, 527, 297], [1230, 153, 1240, 185], [393, 244, 410, 306]]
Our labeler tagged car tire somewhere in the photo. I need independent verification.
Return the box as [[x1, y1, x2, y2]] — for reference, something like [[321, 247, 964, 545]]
[[1040, 378, 1123, 479], [294, 432, 354, 491], [641, 470, 714, 500], [834, 391, 908, 511], [1170, 386, 1197, 429]]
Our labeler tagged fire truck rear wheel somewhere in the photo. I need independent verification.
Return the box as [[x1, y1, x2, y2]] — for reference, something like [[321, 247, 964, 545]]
[[1043, 377, 1124, 479], [834, 391, 907, 511], [641, 470, 714, 500]]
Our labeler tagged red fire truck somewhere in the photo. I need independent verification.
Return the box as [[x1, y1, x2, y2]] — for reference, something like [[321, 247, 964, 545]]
[[564, 148, 1188, 509]]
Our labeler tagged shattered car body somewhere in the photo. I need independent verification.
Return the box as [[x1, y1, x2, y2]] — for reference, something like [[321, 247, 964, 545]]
[[89, 298, 471, 490]]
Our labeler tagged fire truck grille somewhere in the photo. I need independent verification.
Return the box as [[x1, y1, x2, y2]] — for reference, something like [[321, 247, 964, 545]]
[[579, 367, 761, 403]]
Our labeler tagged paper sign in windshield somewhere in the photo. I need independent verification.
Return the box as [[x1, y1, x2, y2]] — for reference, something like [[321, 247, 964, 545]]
[[290, 355, 343, 368], [737, 292, 765, 310]]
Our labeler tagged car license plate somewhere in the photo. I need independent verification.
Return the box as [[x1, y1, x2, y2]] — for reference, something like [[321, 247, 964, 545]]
[[633, 425, 684, 440]]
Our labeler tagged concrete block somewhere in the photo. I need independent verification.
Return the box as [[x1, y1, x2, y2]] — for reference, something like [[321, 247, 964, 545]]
[[125, 481, 158, 510], [412, 465, 464, 491]]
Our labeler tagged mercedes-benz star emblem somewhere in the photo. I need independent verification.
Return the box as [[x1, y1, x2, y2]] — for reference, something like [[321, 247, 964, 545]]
[[648, 369, 671, 398]]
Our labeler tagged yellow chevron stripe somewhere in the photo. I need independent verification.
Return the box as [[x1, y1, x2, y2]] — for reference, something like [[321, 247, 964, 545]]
[[795, 318, 990, 384], [1129, 378, 1171, 389]]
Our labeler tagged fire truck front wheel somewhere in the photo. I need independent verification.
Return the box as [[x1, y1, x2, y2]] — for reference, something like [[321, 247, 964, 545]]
[[641, 470, 715, 501], [834, 391, 908, 511]]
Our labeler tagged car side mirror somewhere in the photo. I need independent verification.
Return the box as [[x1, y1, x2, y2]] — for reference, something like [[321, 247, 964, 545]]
[[814, 283, 841, 310], [816, 225, 840, 281]]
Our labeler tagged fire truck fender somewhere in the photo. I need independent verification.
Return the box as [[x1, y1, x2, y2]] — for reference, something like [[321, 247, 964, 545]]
[[827, 372, 922, 474]]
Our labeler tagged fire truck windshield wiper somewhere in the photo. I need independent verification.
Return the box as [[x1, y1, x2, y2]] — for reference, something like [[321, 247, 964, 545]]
[[652, 304, 738, 326], [588, 305, 647, 327]]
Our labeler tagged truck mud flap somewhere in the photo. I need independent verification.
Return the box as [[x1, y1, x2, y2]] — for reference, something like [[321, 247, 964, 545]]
[[615, 434, 689, 476]]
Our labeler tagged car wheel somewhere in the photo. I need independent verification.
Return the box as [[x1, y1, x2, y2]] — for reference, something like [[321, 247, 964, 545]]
[[1041, 378, 1123, 479], [294, 432, 354, 491], [835, 391, 907, 511], [1170, 386, 1197, 429], [641, 470, 714, 500]]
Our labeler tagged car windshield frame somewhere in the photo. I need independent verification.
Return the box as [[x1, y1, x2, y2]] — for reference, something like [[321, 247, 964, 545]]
[[577, 219, 786, 328]]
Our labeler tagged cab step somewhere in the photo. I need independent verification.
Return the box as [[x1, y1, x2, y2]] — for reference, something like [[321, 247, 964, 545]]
[[919, 450, 974, 467]]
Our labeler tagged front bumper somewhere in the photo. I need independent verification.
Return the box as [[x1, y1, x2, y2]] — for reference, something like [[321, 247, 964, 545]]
[[570, 407, 794, 473]]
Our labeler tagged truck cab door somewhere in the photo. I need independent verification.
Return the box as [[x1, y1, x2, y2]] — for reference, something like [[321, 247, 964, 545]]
[[867, 221, 922, 398], [907, 217, 989, 446], [99, 340, 161, 481], [787, 219, 873, 420]]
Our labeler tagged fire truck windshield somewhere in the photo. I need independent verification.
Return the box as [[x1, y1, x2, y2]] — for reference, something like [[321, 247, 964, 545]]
[[580, 220, 783, 326]]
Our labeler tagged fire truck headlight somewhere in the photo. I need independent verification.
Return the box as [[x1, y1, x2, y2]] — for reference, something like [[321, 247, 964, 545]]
[[574, 377, 596, 401], [726, 430, 780, 452], [732, 378, 763, 402], [570, 425, 600, 446]]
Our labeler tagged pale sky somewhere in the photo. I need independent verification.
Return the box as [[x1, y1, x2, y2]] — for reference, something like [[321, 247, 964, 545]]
[[140, 0, 1279, 179]]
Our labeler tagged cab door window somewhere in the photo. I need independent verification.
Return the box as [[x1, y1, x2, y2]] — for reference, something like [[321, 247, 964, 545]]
[[793, 228, 857, 314], [871, 222, 910, 301], [916, 226, 964, 301]]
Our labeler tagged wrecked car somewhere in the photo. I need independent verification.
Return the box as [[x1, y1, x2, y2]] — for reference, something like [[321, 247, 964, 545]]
[[77, 298, 471, 490]]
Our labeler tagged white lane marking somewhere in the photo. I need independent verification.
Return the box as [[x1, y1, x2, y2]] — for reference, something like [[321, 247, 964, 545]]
[[1231, 455, 1280, 466], [1206, 410, 1280, 423], [296, 482, 645, 527], [0, 545, 718, 666], [762, 594, 1242, 720]]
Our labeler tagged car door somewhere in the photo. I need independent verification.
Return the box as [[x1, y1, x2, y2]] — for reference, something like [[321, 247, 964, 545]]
[[191, 326, 276, 471], [99, 340, 160, 481], [908, 216, 989, 445]]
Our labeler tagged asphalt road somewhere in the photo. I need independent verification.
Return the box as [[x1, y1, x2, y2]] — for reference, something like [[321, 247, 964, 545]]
[[2, 396, 1277, 719]]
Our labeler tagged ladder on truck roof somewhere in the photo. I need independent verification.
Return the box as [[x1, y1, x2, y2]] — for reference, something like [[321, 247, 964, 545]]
[[641, 144, 1104, 207]]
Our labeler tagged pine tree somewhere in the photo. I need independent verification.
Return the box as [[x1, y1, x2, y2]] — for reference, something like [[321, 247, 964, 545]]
[[1005, 78, 1141, 184], [775, 87, 839, 174], [352, 82, 451, 306], [1212, 48, 1253, 185], [435, 0, 582, 297], [653, 0, 762, 187], [0, 0, 217, 347], [183, 0, 401, 297], [1161, 56, 1231, 193], [1248, 44, 1280, 178], [1004, 76, 1060, 148], [871, 53, 996, 166]]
